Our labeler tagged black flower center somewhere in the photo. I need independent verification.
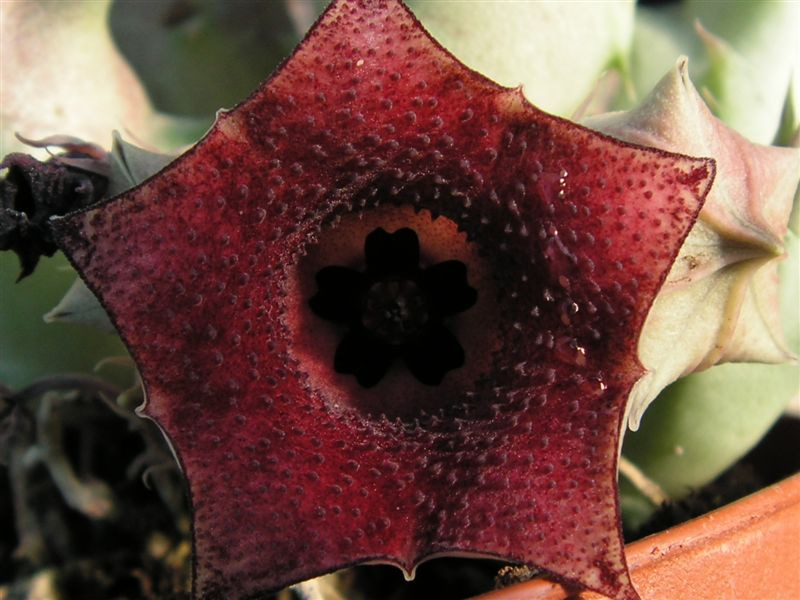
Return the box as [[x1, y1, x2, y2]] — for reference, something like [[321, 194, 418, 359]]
[[362, 278, 429, 345], [309, 227, 477, 388]]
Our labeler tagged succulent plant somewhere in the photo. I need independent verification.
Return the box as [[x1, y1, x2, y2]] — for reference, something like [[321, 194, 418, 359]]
[[2, 1, 797, 599]]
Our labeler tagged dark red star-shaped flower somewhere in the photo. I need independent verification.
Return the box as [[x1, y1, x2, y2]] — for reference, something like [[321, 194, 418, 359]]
[[51, 1, 714, 599]]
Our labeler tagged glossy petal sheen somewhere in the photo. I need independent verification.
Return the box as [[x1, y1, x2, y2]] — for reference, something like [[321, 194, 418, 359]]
[[51, 2, 714, 599]]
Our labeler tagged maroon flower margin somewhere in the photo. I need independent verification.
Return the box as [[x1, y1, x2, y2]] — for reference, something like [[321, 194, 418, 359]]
[[51, 1, 714, 599]]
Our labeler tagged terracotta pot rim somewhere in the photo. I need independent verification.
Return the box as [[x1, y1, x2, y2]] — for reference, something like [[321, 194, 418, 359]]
[[474, 471, 800, 600]]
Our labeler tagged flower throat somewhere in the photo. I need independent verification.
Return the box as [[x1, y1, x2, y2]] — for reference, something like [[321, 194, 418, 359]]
[[309, 227, 477, 388]]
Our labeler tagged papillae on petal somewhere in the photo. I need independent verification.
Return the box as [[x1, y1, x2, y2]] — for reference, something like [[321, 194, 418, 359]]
[[50, 2, 714, 599]]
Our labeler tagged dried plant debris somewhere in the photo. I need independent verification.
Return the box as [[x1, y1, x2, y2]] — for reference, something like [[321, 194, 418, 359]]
[[0, 137, 109, 280], [0, 374, 191, 599]]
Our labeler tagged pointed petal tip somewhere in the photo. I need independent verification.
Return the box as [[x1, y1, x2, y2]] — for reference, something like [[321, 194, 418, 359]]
[[676, 54, 689, 73], [672, 54, 697, 100]]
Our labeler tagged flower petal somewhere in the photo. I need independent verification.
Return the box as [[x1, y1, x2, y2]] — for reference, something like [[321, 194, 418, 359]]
[[51, 2, 714, 599]]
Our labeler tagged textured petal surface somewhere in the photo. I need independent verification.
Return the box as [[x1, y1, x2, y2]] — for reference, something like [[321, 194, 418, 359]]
[[51, 2, 713, 599], [585, 58, 800, 429]]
